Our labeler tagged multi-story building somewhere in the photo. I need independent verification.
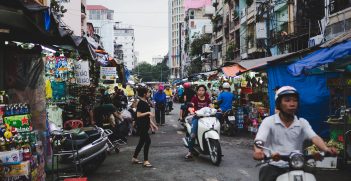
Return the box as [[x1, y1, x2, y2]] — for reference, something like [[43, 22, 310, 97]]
[[59, 0, 87, 36], [114, 23, 136, 71], [169, 0, 185, 79], [87, 5, 114, 56], [213, 0, 240, 66], [152, 56, 164, 65], [183, 5, 212, 72]]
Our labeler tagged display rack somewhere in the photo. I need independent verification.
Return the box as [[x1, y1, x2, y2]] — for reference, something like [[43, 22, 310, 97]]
[[327, 75, 351, 166], [51, 131, 82, 181]]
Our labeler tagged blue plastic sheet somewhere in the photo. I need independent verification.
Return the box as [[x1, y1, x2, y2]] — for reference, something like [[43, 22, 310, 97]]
[[268, 64, 339, 137], [288, 40, 351, 76]]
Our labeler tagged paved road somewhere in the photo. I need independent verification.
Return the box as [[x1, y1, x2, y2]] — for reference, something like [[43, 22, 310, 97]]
[[88, 103, 351, 181]]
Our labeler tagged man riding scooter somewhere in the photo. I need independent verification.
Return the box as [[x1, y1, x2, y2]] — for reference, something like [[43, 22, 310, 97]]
[[253, 86, 338, 181], [216, 82, 235, 122]]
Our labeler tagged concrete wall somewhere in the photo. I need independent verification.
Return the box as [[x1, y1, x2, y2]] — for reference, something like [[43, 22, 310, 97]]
[[61, 0, 82, 36]]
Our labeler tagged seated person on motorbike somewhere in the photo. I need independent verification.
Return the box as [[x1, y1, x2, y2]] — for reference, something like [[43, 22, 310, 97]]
[[185, 85, 212, 159], [179, 82, 196, 122], [216, 82, 235, 122], [253, 86, 337, 181], [79, 95, 94, 126], [164, 85, 173, 110]]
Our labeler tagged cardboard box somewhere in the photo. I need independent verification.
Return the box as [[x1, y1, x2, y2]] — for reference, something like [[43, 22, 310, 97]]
[[2, 161, 30, 177], [0, 150, 23, 164], [315, 157, 338, 169], [4, 114, 31, 132]]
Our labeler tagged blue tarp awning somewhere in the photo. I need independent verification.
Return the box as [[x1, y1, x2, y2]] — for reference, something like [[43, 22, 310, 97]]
[[288, 40, 351, 76]]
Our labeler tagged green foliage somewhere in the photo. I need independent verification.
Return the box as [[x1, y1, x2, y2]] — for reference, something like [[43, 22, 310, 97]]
[[190, 34, 211, 57], [132, 61, 170, 82], [186, 57, 203, 76], [226, 43, 235, 61], [51, 0, 67, 17]]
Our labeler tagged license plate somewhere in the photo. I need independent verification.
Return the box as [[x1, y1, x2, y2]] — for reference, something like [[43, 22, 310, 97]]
[[294, 175, 303, 181], [228, 116, 235, 121]]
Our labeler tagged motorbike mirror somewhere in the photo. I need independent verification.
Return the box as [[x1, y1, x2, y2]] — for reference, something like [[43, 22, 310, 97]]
[[254, 140, 264, 149]]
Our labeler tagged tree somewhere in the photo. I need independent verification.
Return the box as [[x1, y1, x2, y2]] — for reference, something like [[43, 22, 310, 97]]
[[190, 34, 211, 57], [185, 57, 203, 76], [226, 43, 235, 62], [132, 61, 170, 82]]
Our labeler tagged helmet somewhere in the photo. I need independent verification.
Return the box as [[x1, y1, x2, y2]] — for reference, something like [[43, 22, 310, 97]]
[[183, 82, 191, 89], [275, 86, 299, 102], [158, 84, 164, 91], [222, 82, 230, 89]]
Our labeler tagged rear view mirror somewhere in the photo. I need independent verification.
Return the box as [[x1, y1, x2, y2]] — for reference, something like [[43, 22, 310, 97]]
[[254, 140, 264, 148]]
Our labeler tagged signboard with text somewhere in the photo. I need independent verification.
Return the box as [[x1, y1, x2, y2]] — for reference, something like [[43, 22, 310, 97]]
[[74, 61, 90, 85], [100, 67, 117, 80]]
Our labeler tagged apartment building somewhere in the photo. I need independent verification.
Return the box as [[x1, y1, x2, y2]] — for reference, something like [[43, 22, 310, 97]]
[[87, 5, 115, 56], [169, 0, 185, 79], [114, 23, 136, 71]]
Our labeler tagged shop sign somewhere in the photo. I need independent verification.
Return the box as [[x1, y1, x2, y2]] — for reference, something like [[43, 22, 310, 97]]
[[74, 61, 90, 85], [100, 67, 117, 80]]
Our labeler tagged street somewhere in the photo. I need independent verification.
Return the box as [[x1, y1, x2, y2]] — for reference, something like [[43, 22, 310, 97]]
[[88, 103, 351, 181]]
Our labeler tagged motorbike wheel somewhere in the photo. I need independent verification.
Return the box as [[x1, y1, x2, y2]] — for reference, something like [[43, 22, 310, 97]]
[[83, 151, 107, 175], [208, 139, 222, 166]]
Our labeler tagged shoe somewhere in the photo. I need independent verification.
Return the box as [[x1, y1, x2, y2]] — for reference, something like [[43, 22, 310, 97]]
[[143, 161, 153, 168], [132, 158, 143, 164], [184, 153, 193, 160]]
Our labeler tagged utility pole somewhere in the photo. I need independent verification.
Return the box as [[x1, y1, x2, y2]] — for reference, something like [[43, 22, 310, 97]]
[[179, 22, 182, 79], [161, 64, 163, 82]]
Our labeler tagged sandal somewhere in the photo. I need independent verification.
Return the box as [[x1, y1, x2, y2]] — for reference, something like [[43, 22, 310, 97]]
[[132, 158, 143, 164], [184, 154, 193, 160], [143, 161, 153, 168]]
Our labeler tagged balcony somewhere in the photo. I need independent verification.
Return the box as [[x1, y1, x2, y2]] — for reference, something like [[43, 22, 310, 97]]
[[204, 6, 215, 17], [240, 8, 247, 24], [247, 3, 256, 21]]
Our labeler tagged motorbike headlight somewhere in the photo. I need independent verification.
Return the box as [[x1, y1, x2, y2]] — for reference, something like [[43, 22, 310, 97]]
[[290, 153, 305, 169]]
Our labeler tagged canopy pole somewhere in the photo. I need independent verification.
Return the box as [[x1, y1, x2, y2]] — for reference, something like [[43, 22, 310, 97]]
[[0, 40, 4, 89]]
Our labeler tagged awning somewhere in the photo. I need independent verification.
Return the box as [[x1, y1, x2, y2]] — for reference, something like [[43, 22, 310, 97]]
[[222, 64, 246, 77], [288, 40, 351, 76], [238, 53, 294, 70]]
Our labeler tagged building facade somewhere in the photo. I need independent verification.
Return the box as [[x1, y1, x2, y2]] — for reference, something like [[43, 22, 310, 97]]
[[87, 5, 114, 56], [114, 23, 136, 71], [152, 56, 164, 65], [59, 0, 87, 37], [169, 0, 185, 79]]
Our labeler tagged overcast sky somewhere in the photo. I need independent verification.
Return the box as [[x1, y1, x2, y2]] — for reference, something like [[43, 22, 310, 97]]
[[87, 0, 168, 64]]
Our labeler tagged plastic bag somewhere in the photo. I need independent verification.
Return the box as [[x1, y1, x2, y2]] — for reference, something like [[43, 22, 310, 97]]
[[121, 109, 132, 119]]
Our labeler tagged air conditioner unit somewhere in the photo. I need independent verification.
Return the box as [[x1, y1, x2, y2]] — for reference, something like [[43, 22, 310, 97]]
[[202, 44, 213, 54]]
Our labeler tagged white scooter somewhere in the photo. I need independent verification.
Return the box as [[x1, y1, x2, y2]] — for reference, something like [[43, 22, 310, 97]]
[[182, 107, 222, 166], [254, 140, 331, 181]]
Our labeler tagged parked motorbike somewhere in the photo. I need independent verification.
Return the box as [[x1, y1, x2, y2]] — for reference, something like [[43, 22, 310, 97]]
[[165, 96, 173, 115], [49, 123, 109, 174], [182, 107, 222, 165], [254, 140, 331, 181], [218, 109, 238, 136]]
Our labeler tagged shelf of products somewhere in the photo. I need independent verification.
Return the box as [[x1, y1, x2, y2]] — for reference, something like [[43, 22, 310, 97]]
[[0, 101, 45, 180]]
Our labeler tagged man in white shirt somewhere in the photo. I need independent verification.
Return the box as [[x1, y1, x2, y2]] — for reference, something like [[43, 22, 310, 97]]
[[253, 86, 337, 181]]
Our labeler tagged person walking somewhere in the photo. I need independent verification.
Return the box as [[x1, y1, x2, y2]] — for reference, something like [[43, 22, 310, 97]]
[[153, 84, 167, 126], [132, 87, 158, 167]]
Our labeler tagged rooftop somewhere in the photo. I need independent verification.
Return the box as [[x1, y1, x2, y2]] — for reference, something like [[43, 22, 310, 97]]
[[87, 5, 108, 10]]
